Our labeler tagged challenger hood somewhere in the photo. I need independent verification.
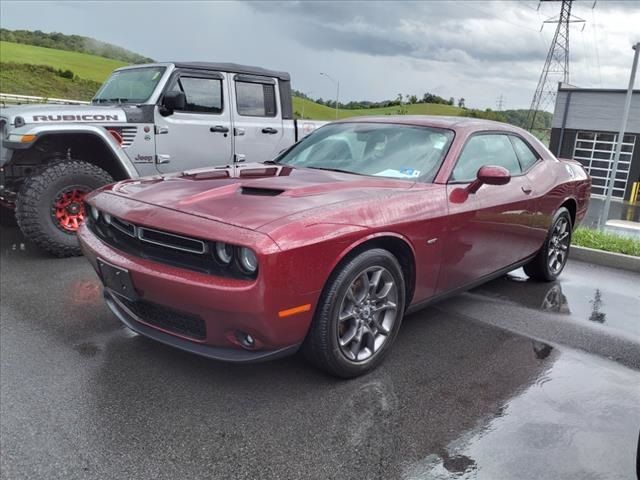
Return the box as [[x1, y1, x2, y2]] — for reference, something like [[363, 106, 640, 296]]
[[104, 163, 415, 231]]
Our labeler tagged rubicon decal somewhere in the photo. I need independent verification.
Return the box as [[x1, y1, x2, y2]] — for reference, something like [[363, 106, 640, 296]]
[[32, 114, 120, 122]]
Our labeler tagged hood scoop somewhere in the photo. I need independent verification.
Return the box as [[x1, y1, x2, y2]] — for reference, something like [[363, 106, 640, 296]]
[[240, 186, 285, 196]]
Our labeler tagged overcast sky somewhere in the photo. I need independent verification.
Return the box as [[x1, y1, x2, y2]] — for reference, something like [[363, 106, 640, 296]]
[[1, 0, 638, 109]]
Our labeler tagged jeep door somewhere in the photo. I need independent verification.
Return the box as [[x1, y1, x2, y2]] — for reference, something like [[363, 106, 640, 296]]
[[231, 75, 285, 163], [154, 69, 232, 173]]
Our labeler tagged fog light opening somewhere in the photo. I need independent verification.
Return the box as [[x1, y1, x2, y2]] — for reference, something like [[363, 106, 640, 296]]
[[235, 331, 256, 350]]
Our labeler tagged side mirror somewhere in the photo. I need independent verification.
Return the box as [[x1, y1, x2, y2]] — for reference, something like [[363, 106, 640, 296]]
[[449, 165, 511, 203], [160, 91, 186, 116], [468, 165, 510, 193]]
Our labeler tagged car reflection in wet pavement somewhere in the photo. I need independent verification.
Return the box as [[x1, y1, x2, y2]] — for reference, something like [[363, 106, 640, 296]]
[[1, 225, 639, 480]]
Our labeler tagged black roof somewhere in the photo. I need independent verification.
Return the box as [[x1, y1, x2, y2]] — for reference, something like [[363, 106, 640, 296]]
[[172, 62, 290, 81], [558, 83, 639, 94]]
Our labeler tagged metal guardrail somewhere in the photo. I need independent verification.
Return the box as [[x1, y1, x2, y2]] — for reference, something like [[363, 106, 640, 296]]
[[0, 93, 90, 106]]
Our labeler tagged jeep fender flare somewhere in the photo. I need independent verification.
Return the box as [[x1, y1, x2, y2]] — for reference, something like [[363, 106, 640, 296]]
[[6, 124, 139, 178]]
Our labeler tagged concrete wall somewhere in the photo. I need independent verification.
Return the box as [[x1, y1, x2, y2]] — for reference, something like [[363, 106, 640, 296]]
[[552, 89, 640, 133]]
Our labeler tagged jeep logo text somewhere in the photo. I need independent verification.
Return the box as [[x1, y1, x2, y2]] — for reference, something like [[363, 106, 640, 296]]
[[32, 114, 120, 122]]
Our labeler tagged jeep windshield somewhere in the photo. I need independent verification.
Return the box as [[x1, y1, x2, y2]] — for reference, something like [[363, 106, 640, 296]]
[[92, 66, 166, 104], [275, 122, 454, 182]]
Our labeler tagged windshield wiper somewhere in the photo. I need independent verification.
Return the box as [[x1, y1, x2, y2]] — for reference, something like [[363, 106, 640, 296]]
[[306, 166, 363, 176], [92, 97, 129, 104]]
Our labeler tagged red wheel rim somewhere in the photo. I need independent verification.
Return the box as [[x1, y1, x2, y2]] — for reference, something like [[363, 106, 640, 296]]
[[53, 188, 88, 232]]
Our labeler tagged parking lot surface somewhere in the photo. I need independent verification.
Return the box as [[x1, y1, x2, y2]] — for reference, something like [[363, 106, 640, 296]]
[[1, 225, 639, 480]]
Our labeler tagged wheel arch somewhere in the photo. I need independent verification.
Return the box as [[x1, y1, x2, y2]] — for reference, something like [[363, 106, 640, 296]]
[[10, 130, 138, 181], [559, 197, 577, 229], [326, 232, 417, 308]]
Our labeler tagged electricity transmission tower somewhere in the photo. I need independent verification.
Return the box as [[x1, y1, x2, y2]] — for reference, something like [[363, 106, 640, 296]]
[[496, 94, 505, 111], [526, 0, 586, 134]]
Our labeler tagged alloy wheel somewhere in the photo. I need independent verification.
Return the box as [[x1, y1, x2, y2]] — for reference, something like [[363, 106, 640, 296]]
[[337, 266, 399, 362], [52, 188, 88, 233], [547, 216, 570, 275]]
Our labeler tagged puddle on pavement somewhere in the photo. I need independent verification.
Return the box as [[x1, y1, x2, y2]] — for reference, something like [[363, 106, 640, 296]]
[[403, 346, 640, 480], [472, 266, 640, 338]]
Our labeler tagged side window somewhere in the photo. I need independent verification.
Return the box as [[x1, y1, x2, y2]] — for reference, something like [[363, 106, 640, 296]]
[[170, 76, 223, 114], [510, 136, 540, 171], [451, 134, 522, 182], [235, 81, 277, 117]]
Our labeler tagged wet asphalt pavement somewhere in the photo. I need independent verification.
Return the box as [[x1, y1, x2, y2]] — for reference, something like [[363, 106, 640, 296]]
[[1, 225, 639, 480]]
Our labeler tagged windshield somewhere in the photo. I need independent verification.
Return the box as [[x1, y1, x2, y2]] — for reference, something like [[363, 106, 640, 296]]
[[276, 122, 454, 182], [92, 66, 166, 104]]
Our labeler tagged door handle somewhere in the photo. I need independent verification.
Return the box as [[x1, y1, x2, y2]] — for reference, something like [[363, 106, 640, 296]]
[[521, 186, 533, 194], [261, 127, 278, 134], [210, 125, 229, 133]]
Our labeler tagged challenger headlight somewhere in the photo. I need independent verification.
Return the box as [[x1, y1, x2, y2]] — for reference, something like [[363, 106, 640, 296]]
[[238, 247, 258, 274], [214, 242, 234, 265], [89, 205, 100, 221]]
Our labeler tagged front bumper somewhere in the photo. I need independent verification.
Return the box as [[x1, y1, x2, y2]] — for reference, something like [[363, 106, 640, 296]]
[[78, 223, 317, 362], [104, 290, 301, 362]]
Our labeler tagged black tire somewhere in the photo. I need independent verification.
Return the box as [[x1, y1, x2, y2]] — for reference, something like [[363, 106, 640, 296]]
[[524, 207, 572, 282], [0, 205, 17, 226], [15, 160, 113, 257], [302, 248, 406, 378]]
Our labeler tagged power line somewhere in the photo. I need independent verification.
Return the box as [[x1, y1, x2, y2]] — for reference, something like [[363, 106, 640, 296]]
[[591, 7, 603, 87], [526, 0, 586, 133]]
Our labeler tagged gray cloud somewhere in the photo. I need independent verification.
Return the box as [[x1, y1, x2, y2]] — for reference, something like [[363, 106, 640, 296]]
[[1, 0, 638, 109]]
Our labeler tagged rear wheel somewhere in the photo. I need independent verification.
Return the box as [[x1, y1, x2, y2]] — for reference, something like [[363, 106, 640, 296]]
[[524, 207, 572, 282], [15, 160, 113, 257], [302, 248, 406, 378]]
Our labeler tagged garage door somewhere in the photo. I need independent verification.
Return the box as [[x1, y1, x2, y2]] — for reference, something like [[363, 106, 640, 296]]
[[572, 131, 635, 198]]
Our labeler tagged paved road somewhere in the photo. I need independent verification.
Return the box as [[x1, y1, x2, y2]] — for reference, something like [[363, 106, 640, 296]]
[[1, 225, 638, 480]]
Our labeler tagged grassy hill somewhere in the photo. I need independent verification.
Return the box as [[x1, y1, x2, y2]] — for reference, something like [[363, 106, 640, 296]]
[[1, 28, 153, 64], [0, 41, 125, 83], [0, 62, 101, 100], [293, 96, 463, 120]]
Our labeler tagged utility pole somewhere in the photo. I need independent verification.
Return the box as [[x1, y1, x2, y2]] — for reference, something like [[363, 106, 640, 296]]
[[300, 90, 313, 120], [496, 94, 505, 111], [601, 43, 639, 227], [320, 72, 340, 120], [526, 0, 585, 136]]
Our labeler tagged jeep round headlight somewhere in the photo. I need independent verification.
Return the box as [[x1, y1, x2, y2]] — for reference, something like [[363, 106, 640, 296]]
[[238, 247, 258, 274], [214, 242, 233, 265], [89, 205, 100, 221]]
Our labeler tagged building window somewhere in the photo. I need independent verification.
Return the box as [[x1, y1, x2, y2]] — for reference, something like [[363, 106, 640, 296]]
[[572, 131, 635, 198]]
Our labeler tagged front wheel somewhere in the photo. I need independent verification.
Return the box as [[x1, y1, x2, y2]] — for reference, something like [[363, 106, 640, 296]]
[[302, 248, 406, 378], [15, 160, 113, 257], [524, 207, 572, 282]]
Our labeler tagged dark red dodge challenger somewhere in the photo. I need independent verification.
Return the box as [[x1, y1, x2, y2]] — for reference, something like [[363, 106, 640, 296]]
[[79, 116, 591, 377]]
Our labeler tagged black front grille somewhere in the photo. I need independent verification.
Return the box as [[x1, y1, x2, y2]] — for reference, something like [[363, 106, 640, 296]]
[[119, 296, 206, 340], [86, 213, 255, 279]]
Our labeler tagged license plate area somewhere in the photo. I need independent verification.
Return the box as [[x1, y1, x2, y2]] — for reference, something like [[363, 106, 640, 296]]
[[97, 258, 138, 301]]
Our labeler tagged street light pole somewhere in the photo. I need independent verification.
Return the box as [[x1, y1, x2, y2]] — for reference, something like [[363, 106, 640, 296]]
[[320, 72, 340, 120], [601, 42, 640, 228]]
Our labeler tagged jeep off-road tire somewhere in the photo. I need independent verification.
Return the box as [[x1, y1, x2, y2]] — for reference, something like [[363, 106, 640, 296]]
[[0, 206, 17, 226], [15, 160, 113, 257], [302, 248, 406, 378]]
